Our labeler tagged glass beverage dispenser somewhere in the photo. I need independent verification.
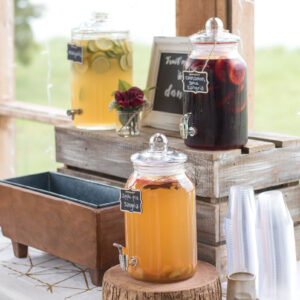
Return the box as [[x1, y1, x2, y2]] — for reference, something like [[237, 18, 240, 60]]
[[114, 133, 197, 283], [67, 13, 133, 129], [180, 17, 248, 150]]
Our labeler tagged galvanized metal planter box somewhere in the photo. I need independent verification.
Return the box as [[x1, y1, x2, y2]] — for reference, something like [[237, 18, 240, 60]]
[[0, 172, 124, 286]]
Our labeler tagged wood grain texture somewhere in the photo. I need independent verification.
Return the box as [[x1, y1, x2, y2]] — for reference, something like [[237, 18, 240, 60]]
[[242, 139, 275, 154], [197, 242, 227, 282], [176, 0, 217, 36], [0, 0, 15, 179], [56, 126, 300, 199], [0, 101, 71, 125], [102, 262, 222, 300], [249, 131, 300, 148]]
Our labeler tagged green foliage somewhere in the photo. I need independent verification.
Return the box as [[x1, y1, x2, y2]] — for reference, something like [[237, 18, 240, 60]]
[[14, 0, 44, 65]]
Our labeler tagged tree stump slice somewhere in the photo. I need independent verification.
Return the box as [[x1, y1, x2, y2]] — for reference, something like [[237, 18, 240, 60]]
[[102, 261, 222, 300]]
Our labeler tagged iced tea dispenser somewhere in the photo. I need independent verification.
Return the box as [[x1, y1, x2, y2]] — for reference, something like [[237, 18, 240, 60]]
[[114, 133, 197, 282], [180, 17, 248, 150], [67, 12, 133, 129]]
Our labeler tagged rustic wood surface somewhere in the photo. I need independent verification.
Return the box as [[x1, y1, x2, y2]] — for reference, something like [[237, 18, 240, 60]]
[[249, 131, 300, 148], [0, 0, 15, 179], [55, 125, 300, 199], [102, 262, 222, 300], [0, 101, 71, 125]]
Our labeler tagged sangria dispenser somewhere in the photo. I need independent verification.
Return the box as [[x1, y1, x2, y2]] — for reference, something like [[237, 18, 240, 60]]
[[180, 17, 248, 150]]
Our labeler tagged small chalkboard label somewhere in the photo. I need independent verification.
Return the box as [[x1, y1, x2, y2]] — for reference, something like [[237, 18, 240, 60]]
[[182, 71, 209, 94], [120, 189, 142, 214], [67, 43, 83, 63]]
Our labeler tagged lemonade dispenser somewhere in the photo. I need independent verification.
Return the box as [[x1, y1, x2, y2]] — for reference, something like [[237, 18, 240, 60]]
[[67, 12, 133, 129], [114, 133, 197, 283]]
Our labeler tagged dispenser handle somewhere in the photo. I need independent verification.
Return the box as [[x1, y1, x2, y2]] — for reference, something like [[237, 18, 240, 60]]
[[66, 108, 83, 120]]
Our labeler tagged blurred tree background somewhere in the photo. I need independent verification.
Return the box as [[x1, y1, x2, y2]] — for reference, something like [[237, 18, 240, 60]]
[[14, 0, 44, 64]]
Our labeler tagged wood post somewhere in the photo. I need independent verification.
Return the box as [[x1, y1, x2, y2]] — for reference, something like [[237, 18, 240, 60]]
[[0, 0, 15, 179], [176, 0, 255, 129]]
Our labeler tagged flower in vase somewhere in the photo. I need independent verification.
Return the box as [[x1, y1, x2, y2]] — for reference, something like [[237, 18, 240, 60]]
[[109, 80, 155, 112]]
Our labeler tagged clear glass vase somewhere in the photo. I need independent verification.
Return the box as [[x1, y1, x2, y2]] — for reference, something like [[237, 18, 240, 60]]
[[116, 111, 141, 137]]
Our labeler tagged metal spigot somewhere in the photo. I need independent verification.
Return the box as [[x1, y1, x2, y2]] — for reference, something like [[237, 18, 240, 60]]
[[66, 108, 83, 120], [113, 243, 138, 271], [179, 113, 198, 139]]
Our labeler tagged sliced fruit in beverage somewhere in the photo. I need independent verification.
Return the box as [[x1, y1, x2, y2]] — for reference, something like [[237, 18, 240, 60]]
[[168, 270, 180, 279], [126, 53, 133, 68], [215, 58, 227, 82], [91, 55, 110, 73], [73, 62, 88, 74], [95, 38, 113, 51], [87, 40, 99, 53], [228, 60, 246, 85], [216, 91, 232, 107], [105, 50, 118, 58], [119, 54, 129, 71], [124, 40, 132, 53]]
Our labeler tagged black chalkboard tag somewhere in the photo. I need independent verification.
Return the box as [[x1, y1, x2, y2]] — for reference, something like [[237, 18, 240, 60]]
[[67, 43, 83, 63], [182, 70, 209, 94], [120, 189, 142, 214]]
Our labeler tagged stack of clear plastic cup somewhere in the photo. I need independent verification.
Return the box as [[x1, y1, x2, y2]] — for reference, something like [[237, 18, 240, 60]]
[[225, 185, 258, 277], [256, 191, 297, 300]]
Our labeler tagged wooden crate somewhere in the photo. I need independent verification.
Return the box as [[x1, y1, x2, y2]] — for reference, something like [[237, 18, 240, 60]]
[[55, 125, 300, 280]]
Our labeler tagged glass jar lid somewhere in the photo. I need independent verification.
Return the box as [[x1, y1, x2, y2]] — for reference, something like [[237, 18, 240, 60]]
[[131, 133, 187, 167], [71, 12, 128, 39], [190, 17, 240, 44]]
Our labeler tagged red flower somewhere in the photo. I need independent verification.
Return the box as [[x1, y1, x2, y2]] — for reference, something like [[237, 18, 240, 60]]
[[115, 87, 146, 109]]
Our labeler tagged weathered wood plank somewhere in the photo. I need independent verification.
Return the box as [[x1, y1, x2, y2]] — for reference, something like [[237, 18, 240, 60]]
[[56, 126, 300, 199], [249, 131, 300, 148], [176, 0, 217, 37], [0, 101, 71, 125], [197, 242, 227, 281], [0, 0, 15, 179], [242, 139, 275, 154]]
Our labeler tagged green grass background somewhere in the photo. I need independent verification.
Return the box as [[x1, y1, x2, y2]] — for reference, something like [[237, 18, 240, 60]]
[[15, 39, 300, 175]]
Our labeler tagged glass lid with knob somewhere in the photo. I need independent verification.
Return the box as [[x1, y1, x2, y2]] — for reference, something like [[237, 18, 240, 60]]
[[190, 17, 240, 44], [131, 133, 187, 168]]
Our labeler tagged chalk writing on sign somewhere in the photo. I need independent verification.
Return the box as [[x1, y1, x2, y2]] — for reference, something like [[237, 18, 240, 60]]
[[182, 71, 209, 94], [120, 189, 142, 214]]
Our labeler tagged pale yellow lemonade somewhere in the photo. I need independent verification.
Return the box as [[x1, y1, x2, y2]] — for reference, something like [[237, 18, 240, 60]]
[[71, 37, 133, 129]]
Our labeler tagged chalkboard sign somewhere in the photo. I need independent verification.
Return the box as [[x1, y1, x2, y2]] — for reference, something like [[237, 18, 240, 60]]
[[142, 37, 190, 131], [120, 189, 142, 214], [152, 53, 188, 114], [182, 71, 209, 94], [67, 43, 83, 63]]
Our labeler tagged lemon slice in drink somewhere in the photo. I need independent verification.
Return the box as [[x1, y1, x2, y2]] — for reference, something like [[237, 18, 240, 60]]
[[126, 53, 133, 68], [92, 55, 110, 73], [95, 38, 113, 51], [119, 54, 129, 71], [73, 62, 88, 74], [87, 40, 98, 53], [124, 40, 132, 53]]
